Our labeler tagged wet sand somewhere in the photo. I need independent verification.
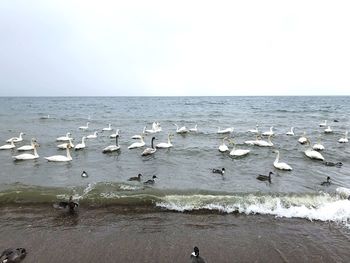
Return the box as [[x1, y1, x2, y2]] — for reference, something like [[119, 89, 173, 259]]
[[0, 206, 349, 263]]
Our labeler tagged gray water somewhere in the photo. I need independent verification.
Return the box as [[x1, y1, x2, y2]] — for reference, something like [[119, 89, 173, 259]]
[[0, 97, 349, 222]]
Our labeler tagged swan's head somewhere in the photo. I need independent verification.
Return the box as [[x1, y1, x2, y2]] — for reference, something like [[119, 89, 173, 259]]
[[272, 150, 279, 154], [20, 132, 25, 136]]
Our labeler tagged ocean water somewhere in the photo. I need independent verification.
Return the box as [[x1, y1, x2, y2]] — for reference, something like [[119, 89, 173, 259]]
[[0, 96, 349, 226]]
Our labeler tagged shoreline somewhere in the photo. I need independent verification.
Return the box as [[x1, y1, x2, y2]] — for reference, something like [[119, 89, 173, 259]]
[[1, 206, 349, 262]]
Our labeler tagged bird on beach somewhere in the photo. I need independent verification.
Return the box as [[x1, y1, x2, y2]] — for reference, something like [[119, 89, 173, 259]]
[[144, 175, 157, 185], [212, 168, 225, 175], [128, 173, 142, 181], [321, 176, 331, 186], [191, 246, 206, 263], [53, 196, 79, 213], [0, 248, 27, 263], [257, 172, 274, 183]]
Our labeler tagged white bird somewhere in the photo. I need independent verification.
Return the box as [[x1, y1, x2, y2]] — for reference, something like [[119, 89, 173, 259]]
[[57, 138, 74, 149], [324, 126, 333, 133], [79, 122, 89, 130], [131, 127, 145, 139], [229, 140, 250, 157], [102, 124, 112, 131], [40, 114, 50, 119], [0, 140, 16, 150], [313, 136, 325, 151], [145, 122, 162, 133], [12, 142, 39, 160], [273, 150, 292, 170], [6, 132, 24, 143], [248, 125, 259, 134], [56, 132, 72, 142], [110, 129, 120, 138], [86, 131, 98, 139], [141, 137, 157, 156], [304, 139, 324, 161], [338, 131, 348, 143], [17, 138, 37, 151], [218, 137, 229, 152], [262, 126, 274, 136], [245, 135, 261, 146], [217, 127, 234, 134], [319, 120, 327, 127], [75, 136, 86, 150], [156, 134, 173, 148], [298, 132, 307, 144], [256, 135, 274, 147], [45, 146, 72, 162], [128, 136, 145, 149], [102, 135, 120, 153], [286, 127, 295, 136], [174, 124, 189, 134], [189, 124, 198, 132]]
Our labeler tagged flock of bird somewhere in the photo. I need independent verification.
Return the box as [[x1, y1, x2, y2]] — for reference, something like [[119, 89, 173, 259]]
[[0, 119, 348, 179]]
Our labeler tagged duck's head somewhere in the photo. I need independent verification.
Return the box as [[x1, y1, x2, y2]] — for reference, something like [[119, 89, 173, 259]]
[[192, 247, 199, 257], [152, 175, 157, 179], [138, 173, 142, 178], [269, 171, 274, 175]]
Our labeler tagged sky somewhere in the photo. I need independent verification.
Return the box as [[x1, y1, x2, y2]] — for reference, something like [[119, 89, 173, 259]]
[[0, 0, 349, 96]]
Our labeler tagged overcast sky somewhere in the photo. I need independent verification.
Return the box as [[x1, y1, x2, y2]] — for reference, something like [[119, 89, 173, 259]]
[[0, 0, 349, 96]]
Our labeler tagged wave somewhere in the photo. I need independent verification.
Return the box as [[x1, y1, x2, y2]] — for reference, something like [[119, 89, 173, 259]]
[[0, 183, 349, 225]]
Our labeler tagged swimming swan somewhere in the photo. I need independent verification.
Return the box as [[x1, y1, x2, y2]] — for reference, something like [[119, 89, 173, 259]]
[[338, 131, 348, 143], [298, 132, 307, 144], [141, 137, 156, 156], [286, 127, 295, 136], [102, 123, 112, 131], [45, 145, 72, 162], [57, 138, 74, 149], [156, 134, 173, 148], [110, 129, 120, 138], [174, 124, 189, 134], [189, 124, 198, 132], [324, 126, 333, 133], [312, 136, 325, 151], [218, 137, 229, 152], [229, 140, 250, 157], [102, 135, 120, 153], [256, 135, 273, 147], [74, 136, 86, 150], [304, 139, 324, 161], [217, 127, 234, 134], [131, 127, 146, 139], [273, 150, 292, 170], [319, 120, 327, 127], [56, 132, 72, 142], [0, 140, 16, 150], [12, 142, 39, 160], [86, 131, 98, 139], [79, 122, 89, 130], [128, 136, 145, 149], [248, 124, 259, 134], [6, 132, 24, 143], [262, 126, 274, 136]]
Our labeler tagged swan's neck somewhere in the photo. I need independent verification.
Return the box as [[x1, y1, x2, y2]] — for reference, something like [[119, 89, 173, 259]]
[[66, 133, 70, 137], [11, 140, 15, 147], [345, 131, 348, 139], [151, 138, 155, 149], [82, 137, 85, 144], [33, 146, 38, 157], [19, 133, 23, 140], [268, 136, 272, 143], [275, 151, 280, 163], [140, 137, 144, 143], [291, 127, 294, 133], [115, 136, 119, 146], [167, 135, 171, 144], [66, 147, 72, 159], [175, 124, 179, 131]]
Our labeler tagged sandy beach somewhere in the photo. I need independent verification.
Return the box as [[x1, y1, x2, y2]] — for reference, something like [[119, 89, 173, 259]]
[[1, 205, 349, 263]]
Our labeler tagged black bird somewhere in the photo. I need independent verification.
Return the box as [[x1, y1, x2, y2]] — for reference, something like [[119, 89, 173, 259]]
[[212, 168, 225, 175], [81, 171, 88, 178], [0, 248, 27, 263], [257, 172, 274, 183], [144, 175, 157, 185], [190, 246, 206, 263], [321, 176, 331, 186], [128, 173, 142, 181], [53, 196, 79, 212], [333, 119, 339, 122], [324, 161, 343, 167]]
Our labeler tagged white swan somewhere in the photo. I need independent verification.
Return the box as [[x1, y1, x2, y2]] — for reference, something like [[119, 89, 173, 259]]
[[145, 122, 162, 133], [102, 135, 120, 153], [189, 125, 198, 132], [12, 142, 39, 160], [74, 136, 86, 150], [141, 137, 157, 156], [304, 139, 324, 161], [57, 138, 74, 149], [86, 131, 98, 139], [248, 124, 259, 134], [110, 129, 120, 138], [245, 135, 261, 146], [273, 150, 292, 170], [286, 127, 295, 136], [0, 140, 15, 150], [324, 126, 333, 133], [312, 136, 325, 151], [217, 127, 234, 134], [218, 137, 229, 152], [17, 138, 37, 151], [298, 132, 307, 144], [156, 134, 173, 148], [6, 132, 24, 143], [256, 135, 273, 147], [319, 120, 327, 127], [262, 126, 274, 136], [131, 127, 145, 139], [229, 140, 250, 157], [102, 124, 112, 131], [174, 124, 189, 134], [79, 122, 89, 130], [45, 146, 72, 162], [128, 136, 145, 149], [338, 131, 348, 143], [56, 132, 72, 142]]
